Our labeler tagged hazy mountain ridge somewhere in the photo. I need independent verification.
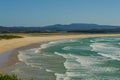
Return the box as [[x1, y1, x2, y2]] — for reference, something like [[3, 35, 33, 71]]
[[42, 23, 120, 30], [0, 23, 120, 33]]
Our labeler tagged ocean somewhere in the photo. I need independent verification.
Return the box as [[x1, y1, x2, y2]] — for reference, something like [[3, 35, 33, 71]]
[[7, 36, 120, 80]]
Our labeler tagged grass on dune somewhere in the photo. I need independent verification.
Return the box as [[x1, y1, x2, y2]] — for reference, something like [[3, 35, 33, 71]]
[[0, 35, 23, 40], [0, 74, 32, 80]]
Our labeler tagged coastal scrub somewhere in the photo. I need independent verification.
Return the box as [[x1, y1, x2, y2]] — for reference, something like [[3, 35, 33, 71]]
[[0, 35, 23, 40], [0, 74, 32, 80]]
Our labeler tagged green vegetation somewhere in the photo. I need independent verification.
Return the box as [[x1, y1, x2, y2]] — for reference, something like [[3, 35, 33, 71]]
[[0, 74, 32, 80], [0, 35, 23, 40], [0, 74, 22, 80]]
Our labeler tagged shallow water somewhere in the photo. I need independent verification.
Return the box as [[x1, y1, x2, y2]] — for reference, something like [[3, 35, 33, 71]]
[[0, 50, 13, 67], [7, 36, 120, 80]]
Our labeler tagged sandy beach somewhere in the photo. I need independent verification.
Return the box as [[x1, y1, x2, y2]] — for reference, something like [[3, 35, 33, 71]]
[[0, 33, 120, 72], [1, 34, 120, 54], [0, 34, 120, 80]]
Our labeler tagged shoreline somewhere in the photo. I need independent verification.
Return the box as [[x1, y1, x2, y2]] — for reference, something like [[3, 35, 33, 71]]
[[0, 41, 48, 72], [0, 34, 120, 72]]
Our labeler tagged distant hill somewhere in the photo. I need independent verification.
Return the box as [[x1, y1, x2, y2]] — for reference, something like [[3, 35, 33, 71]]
[[42, 23, 120, 31], [0, 23, 120, 33]]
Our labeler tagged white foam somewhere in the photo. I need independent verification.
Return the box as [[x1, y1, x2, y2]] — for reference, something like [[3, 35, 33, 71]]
[[90, 43, 106, 51], [62, 46, 88, 51], [18, 51, 30, 62], [94, 37, 120, 42], [46, 69, 54, 72], [69, 39, 77, 42], [55, 52, 98, 67], [90, 42, 120, 61], [18, 49, 43, 68], [76, 56, 100, 66], [90, 40, 95, 42], [55, 52, 105, 79], [66, 71, 88, 77], [89, 66, 119, 72], [62, 46, 71, 50], [40, 43, 50, 49], [55, 73, 70, 80], [94, 38, 105, 42], [90, 42, 120, 51], [40, 40, 68, 49], [118, 43, 120, 45], [34, 40, 67, 53], [34, 48, 41, 53], [98, 53, 120, 61]]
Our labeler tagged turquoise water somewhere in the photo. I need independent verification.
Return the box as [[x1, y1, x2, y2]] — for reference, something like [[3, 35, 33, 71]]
[[11, 36, 120, 80]]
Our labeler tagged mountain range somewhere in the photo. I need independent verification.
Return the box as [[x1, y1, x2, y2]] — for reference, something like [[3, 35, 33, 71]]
[[0, 23, 120, 33]]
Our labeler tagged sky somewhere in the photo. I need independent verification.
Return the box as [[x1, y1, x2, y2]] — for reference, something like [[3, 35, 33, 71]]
[[0, 0, 120, 27]]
